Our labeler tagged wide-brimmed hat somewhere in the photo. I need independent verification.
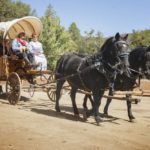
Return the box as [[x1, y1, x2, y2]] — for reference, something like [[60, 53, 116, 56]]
[[18, 32, 26, 38]]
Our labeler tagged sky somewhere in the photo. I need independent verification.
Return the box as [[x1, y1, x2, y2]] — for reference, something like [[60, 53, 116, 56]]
[[21, 0, 150, 37]]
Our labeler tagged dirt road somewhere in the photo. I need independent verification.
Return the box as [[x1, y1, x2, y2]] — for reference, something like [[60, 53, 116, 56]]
[[0, 90, 150, 150]]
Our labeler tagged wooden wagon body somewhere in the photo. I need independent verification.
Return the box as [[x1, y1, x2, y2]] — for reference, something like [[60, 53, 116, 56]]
[[0, 16, 54, 104]]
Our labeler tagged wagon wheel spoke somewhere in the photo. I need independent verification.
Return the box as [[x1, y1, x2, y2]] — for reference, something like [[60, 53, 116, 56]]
[[47, 73, 55, 84], [6, 72, 21, 105]]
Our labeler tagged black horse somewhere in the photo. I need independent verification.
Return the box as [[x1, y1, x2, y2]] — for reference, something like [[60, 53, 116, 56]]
[[103, 45, 150, 118], [84, 45, 150, 119], [55, 33, 130, 124], [129, 46, 150, 79]]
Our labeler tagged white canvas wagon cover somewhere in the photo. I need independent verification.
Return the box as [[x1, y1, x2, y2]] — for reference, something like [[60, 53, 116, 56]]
[[0, 16, 43, 39]]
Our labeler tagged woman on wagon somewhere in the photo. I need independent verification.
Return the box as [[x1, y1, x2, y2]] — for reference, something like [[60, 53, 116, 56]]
[[29, 33, 47, 70]]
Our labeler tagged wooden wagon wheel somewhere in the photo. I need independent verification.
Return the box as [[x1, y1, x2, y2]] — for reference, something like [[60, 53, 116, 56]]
[[47, 72, 56, 102], [47, 88, 56, 102], [6, 72, 21, 105]]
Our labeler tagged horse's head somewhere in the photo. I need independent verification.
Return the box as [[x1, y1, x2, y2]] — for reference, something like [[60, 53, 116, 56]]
[[101, 32, 130, 75]]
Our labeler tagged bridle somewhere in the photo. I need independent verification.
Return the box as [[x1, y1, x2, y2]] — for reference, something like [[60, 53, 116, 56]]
[[114, 40, 130, 64]]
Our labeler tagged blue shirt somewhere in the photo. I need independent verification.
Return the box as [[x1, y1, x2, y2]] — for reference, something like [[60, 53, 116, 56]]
[[12, 39, 22, 52]]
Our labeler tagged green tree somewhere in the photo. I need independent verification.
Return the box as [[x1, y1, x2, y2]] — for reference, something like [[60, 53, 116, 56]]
[[130, 29, 150, 48], [80, 29, 104, 54], [40, 5, 76, 69], [68, 22, 81, 50], [0, 0, 12, 21], [0, 0, 35, 21]]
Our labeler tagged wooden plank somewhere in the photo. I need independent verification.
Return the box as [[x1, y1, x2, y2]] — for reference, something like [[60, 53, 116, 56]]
[[0, 56, 8, 78], [114, 91, 143, 96], [142, 90, 150, 93], [62, 86, 140, 101], [103, 95, 127, 100], [26, 70, 52, 75]]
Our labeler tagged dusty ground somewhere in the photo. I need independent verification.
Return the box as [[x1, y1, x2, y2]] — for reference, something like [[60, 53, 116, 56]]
[[0, 81, 150, 150]]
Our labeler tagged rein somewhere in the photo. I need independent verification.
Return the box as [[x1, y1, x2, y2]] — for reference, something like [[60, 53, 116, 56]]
[[128, 68, 142, 75]]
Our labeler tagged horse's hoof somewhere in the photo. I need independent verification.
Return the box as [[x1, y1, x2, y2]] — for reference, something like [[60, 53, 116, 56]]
[[83, 106, 88, 111], [135, 99, 141, 104], [129, 116, 135, 122], [55, 106, 60, 112], [95, 116, 103, 125], [129, 119, 135, 122], [74, 114, 80, 120], [86, 110, 93, 118], [83, 110, 88, 121], [131, 116, 135, 119], [103, 113, 109, 117]]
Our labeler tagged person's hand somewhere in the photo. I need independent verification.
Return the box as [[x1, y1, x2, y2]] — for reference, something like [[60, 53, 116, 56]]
[[19, 47, 23, 52], [20, 46, 28, 52], [25, 47, 29, 52]]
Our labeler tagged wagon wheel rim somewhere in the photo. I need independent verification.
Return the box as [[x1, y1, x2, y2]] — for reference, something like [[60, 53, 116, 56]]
[[47, 88, 56, 102], [6, 72, 21, 105]]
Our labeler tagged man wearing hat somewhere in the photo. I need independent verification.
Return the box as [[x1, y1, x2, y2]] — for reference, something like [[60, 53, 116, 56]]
[[12, 32, 36, 66]]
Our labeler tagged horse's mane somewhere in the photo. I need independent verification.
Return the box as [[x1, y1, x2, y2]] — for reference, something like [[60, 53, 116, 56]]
[[100, 37, 114, 53]]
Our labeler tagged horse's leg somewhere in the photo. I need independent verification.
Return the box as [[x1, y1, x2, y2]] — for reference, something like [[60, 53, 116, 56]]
[[82, 95, 94, 121], [0, 85, 3, 94], [70, 87, 79, 117], [126, 94, 135, 121], [88, 95, 94, 108], [83, 95, 88, 110], [103, 88, 113, 115], [55, 80, 65, 112], [93, 90, 105, 125], [83, 95, 94, 110]]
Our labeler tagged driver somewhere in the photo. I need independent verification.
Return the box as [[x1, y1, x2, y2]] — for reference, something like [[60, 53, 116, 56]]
[[12, 32, 36, 66]]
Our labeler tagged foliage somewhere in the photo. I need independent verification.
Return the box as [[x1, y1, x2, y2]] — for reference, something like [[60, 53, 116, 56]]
[[0, 0, 35, 21], [79, 29, 104, 54], [40, 5, 76, 69], [68, 22, 81, 51], [68, 23, 104, 54], [130, 29, 150, 48]]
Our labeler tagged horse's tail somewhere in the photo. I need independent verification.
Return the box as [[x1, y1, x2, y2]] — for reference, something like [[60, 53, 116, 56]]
[[55, 54, 66, 80]]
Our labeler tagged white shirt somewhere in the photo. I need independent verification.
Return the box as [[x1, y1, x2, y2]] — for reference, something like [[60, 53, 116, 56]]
[[29, 40, 47, 70], [29, 41, 44, 56]]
